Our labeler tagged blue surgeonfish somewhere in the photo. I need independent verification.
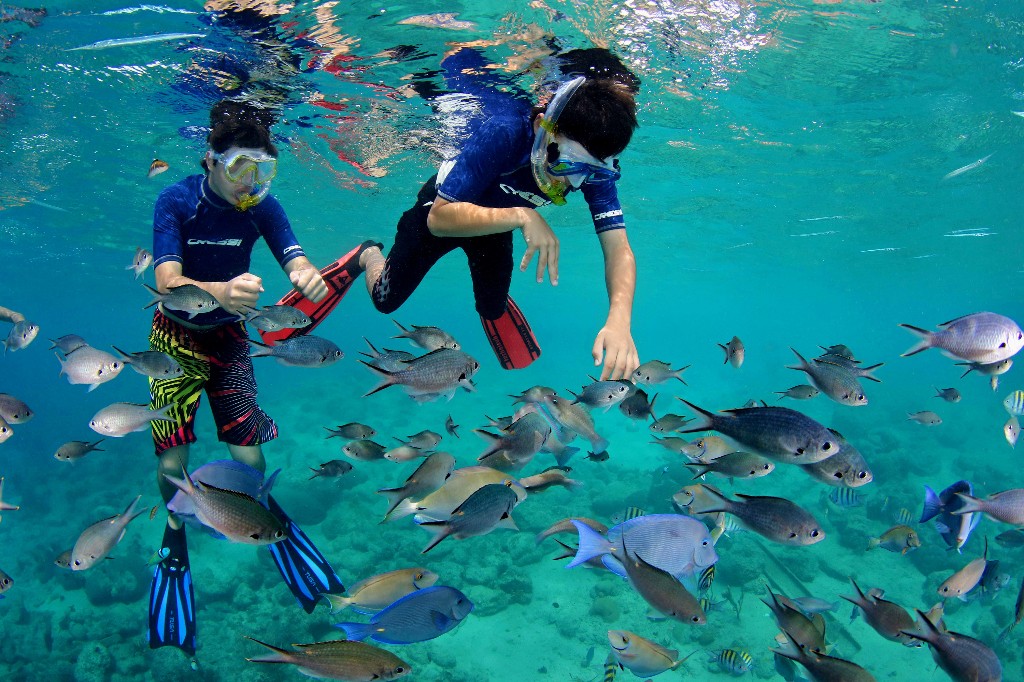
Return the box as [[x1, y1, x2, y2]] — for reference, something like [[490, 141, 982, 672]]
[[920, 480, 979, 551], [334, 585, 473, 644]]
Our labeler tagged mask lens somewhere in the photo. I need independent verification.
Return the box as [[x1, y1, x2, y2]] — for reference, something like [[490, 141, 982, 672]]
[[218, 153, 277, 184]]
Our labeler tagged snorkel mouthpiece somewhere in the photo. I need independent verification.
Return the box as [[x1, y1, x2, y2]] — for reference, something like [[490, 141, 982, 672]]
[[235, 181, 270, 211], [531, 76, 586, 206]]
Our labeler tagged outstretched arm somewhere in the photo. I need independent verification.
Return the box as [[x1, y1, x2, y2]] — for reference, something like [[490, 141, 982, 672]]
[[283, 256, 327, 303], [0, 306, 24, 324], [592, 229, 639, 380]]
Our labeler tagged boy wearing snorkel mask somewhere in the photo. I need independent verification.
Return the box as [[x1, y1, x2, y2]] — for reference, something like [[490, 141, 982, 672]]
[[358, 48, 641, 379], [145, 100, 344, 660]]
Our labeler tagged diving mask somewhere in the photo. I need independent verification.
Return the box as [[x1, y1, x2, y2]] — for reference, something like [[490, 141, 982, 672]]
[[210, 149, 278, 184], [546, 137, 621, 188], [530, 76, 586, 206]]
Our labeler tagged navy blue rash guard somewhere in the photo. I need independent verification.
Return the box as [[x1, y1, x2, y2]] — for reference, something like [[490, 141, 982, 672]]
[[152, 174, 305, 328], [434, 111, 626, 234]]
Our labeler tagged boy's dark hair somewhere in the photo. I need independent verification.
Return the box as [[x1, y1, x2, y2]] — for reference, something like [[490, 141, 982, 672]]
[[557, 78, 638, 160], [202, 99, 278, 171]]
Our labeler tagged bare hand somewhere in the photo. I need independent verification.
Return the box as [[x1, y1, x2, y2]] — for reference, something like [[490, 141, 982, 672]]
[[289, 266, 327, 303], [219, 273, 263, 314], [593, 324, 640, 381], [518, 210, 559, 285]]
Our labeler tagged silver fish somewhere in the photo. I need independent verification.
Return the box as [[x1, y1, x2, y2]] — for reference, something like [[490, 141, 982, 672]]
[[957, 358, 1013, 381], [619, 389, 657, 421], [649, 413, 693, 432], [309, 460, 353, 479], [126, 247, 152, 279], [361, 348, 478, 400], [143, 283, 221, 319], [718, 336, 744, 368], [245, 638, 411, 680], [908, 411, 942, 425], [445, 415, 459, 438], [89, 402, 172, 437], [569, 514, 717, 579], [0, 416, 11, 444], [342, 440, 387, 462], [57, 345, 125, 391], [0, 477, 20, 518], [955, 488, 1024, 525], [384, 444, 425, 463], [49, 334, 88, 355], [631, 360, 689, 385], [0, 568, 11, 595], [360, 338, 416, 372], [249, 336, 343, 367], [418, 482, 519, 553], [799, 433, 873, 488], [323, 567, 440, 614], [70, 495, 143, 570], [402, 430, 443, 450], [475, 412, 550, 471], [324, 423, 377, 440], [570, 379, 632, 410], [54, 439, 105, 463], [1005, 416, 1020, 448], [510, 385, 557, 405], [788, 348, 869, 407], [164, 466, 285, 545], [695, 486, 825, 546], [934, 387, 962, 403], [608, 630, 686, 678], [0, 394, 32, 423], [938, 541, 989, 599], [679, 400, 839, 464], [775, 384, 820, 401], [378, 451, 457, 517], [112, 346, 183, 379], [542, 394, 608, 452], [517, 468, 582, 492], [686, 451, 775, 481], [4, 320, 39, 353], [901, 312, 1024, 364], [244, 304, 311, 332], [391, 319, 459, 351]]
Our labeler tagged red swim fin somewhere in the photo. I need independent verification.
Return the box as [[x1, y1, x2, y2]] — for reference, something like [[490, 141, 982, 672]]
[[260, 240, 382, 345], [481, 296, 541, 370]]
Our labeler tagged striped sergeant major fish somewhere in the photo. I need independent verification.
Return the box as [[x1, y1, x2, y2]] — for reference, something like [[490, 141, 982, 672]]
[[710, 649, 753, 675], [603, 651, 618, 681]]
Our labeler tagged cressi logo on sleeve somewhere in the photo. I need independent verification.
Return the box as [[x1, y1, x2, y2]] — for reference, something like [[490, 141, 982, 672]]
[[283, 245, 302, 255]]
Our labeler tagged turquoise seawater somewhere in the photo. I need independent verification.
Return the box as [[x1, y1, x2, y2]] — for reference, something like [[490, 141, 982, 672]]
[[1, 1, 1023, 680]]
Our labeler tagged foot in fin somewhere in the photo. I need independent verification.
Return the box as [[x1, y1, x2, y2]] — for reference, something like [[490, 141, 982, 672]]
[[481, 296, 541, 370], [148, 522, 197, 657], [260, 240, 384, 345], [265, 495, 345, 613]]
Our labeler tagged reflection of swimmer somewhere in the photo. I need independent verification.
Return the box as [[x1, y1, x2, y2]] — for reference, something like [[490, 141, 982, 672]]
[[146, 99, 343, 660], [358, 47, 643, 379]]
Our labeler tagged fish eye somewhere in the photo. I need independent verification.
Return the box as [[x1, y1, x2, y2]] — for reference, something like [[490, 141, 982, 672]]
[[795, 447, 804, 455], [789, 532, 798, 538], [692, 615, 701, 623], [810, 529, 820, 537], [73, 560, 81, 566], [822, 442, 833, 451], [833, 471, 843, 479], [762, 464, 771, 470], [701, 540, 709, 546], [858, 471, 868, 479]]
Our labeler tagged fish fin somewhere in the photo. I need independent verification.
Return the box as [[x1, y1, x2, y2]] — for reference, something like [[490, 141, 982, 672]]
[[553, 446, 580, 468], [418, 521, 452, 554], [358, 360, 399, 397], [920, 485, 942, 523], [430, 609, 453, 631], [601, 554, 627, 578], [333, 621, 375, 641], [142, 282, 162, 309], [786, 347, 812, 373], [566, 520, 613, 569], [496, 515, 518, 531], [265, 496, 345, 614], [675, 399, 716, 433], [550, 539, 576, 561], [376, 487, 411, 518], [321, 593, 351, 613], [898, 324, 933, 357], [951, 493, 983, 515], [148, 523, 196, 656], [934, 521, 950, 535], [859, 362, 884, 382]]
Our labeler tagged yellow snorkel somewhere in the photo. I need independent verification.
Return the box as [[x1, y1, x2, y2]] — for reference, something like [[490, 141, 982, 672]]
[[530, 76, 586, 206]]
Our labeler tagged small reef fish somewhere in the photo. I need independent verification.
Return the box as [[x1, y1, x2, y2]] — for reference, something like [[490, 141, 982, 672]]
[[402, 430, 442, 450], [69, 32, 206, 51], [907, 411, 942, 425], [147, 159, 168, 178], [417, 482, 519, 553], [4, 320, 39, 353], [397, 12, 476, 30], [0, 568, 11, 596], [444, 415, 459, 438], [534, 517, 608, 545], [571, 379, 632, 410], [384, 466, 526, 523], [543, 394, 609, 453], [342, 439, 387, 461], [377, 451, 456, 517], [89, 402, 172, 436], [384, 444, 424, 463], [54, 550, 72, 569], [391, 319, 459, 351], [788, 348, 873, 407], [996, 529, 1024, 547], [697, 486, 825, 546], [143, 282, 220, 318], [245, 638, 411, 680], [828, 487, 865, 508], [686, 451, 774, 481], [569, 514, 717, 579], [934, 387, 962, 403], [510, 385, 556, 405], [58, 345, 125, 391], [679, 400, 839, 464], [603, 652, 618, 681], [323, 568, 439, 614], [1004, 416, 1020, 448], [710, 649, 753, 675], [799, 433, 873, 488], [0, 394, 32, 423], [900, 611, 1002, 682], [0, 477, 20, 519], [619, 389, 657, 421], [164, 465, 285, 545], [955, 488, 1024, 525], [49, 334, 88, 355], [775, 384, 820, 400], [649, 413, 693, 432], [244, 304, 311, 332], [772, 630, 875, 682], [0, 417, 11, 444], [309, 460, 353, 479], [70, 495, 143, 570], [324, 423, 377, 440], [868, 525, 921, 555], [891, 507, 915, 525], [249, 336, 343, 367], [608, 630, 689, 678], [938, 540, 988, 599], [112, 346, 183, 379], [942, 152, 993, 180], [518, 468, 582, 492], [361, 348, 478, 400], [54, 439, 105, 463], [921, 481, 980, 552], [335, 585, 473, 643], [621, 539, 706, 624], [997, 578, 1024, 641], [763, 587, 829, 654], [900, 312, 1024, 364], [718, 336, 744, 368], [126, 246, 152, 278], [631, 360, 689, 385], [1003, 390, 1024, 416], [360, 338, 416, 372]]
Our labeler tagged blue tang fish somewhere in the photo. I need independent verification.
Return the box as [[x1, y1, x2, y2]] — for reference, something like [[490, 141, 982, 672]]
[[920, 480, 979, 552]]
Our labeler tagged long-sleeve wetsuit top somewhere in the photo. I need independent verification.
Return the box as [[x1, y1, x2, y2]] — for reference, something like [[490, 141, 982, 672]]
[[152, 174, 305, 328], [433, 111, 626, 234]]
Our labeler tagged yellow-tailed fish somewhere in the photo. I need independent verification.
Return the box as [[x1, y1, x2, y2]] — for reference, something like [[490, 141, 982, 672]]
[[147, 158, 169, 178], [608, 630, 691, 677], [323, 568, 439, 613], [245, 637, 411, 679]]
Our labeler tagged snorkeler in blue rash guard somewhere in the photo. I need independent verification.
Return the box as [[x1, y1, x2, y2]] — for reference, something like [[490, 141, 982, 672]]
[[357, 47, 642, 379], [147, 100, 344, 661]]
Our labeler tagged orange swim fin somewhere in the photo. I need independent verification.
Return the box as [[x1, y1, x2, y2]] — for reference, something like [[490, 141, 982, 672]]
[[481, 296, 541, 370], [260, 240, 382, 345]]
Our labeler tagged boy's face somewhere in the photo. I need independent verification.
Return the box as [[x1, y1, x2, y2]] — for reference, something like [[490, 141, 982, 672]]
[[547, 135, 620, 189], [206, 146, 277, 207]]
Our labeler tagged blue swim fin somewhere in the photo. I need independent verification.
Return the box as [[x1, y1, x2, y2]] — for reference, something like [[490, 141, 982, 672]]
[[265, 495, 345, 613], [148, 523, 197, 657]]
